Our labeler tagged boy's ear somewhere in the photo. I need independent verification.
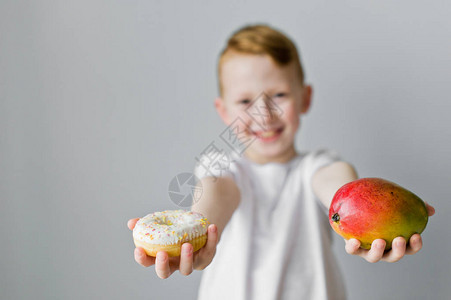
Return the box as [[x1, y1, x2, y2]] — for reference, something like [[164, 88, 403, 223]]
[[300, 85, 313, 114], [214, 97, 230, 125]]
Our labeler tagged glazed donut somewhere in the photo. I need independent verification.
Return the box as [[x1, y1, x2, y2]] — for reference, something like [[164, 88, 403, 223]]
[[133, 210, 209, 257]]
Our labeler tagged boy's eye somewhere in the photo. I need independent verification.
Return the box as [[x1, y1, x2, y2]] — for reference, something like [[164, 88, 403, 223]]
[[239, 99, 251, 105], [273, 92, 287, 98]]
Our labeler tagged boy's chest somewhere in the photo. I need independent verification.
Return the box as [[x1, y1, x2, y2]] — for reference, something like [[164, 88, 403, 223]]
[[248, 164, 304, 233]]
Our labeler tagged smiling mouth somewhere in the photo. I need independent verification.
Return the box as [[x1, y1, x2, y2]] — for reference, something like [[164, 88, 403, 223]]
[[252, 127, 284, 141]]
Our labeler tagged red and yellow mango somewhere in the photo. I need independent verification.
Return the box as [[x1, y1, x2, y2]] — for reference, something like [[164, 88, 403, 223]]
[[329, 178, 428, 250]]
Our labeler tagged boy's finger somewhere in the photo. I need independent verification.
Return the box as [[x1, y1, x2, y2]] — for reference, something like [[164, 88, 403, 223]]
[[366, 239, 386, 263], [204, 224, 218, 256], [345, 239, 361, 255], [127, 218, 139, 230], [155, 251, 171, 279], [406, 234, 422, 255], [134, 247, 155, 267], [382, 237, 406, 262], [424, 202, 435, 216], [194, 224, 218, 270], [179, 243, 194, 276]]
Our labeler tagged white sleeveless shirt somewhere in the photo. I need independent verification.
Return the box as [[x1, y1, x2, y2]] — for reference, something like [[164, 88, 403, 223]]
[[194, 149, 347, 300]]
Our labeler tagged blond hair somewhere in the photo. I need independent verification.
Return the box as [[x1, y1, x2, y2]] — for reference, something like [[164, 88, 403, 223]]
[[218, 24, 305, 95]]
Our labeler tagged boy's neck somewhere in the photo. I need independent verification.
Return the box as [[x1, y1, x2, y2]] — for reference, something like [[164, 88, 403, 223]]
[[243, 146, 298, 165]]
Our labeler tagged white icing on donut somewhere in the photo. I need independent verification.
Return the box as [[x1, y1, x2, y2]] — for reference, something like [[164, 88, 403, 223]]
[[133, 210, 208, 245]]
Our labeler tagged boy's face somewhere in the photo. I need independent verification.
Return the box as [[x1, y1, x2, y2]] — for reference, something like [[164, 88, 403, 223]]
[[215, 53, 312, 164]]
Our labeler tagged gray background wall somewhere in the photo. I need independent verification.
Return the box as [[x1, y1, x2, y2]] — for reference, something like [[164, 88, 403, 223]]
[[1, 0, 450, 299]]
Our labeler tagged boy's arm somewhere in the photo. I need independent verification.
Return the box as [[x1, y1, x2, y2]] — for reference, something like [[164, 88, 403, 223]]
[[311, 161, 435, 263], [311, 161, 358, 210], [191, 176, 241, 243]]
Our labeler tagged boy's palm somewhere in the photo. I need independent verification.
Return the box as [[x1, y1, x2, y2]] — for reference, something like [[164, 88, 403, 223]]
[[345, 202, 435, 263], [127, 218, 218, 279]]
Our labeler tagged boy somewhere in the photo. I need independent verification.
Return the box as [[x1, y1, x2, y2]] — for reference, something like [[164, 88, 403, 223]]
[[127, 24, 435, 299]]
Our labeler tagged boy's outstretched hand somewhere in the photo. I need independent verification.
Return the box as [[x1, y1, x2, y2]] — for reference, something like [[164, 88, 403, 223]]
[[127, 218, 218, 279], [344, 202, 435, 263]]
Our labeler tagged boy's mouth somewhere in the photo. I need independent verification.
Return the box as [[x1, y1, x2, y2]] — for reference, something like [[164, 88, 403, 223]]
[[252, 127, 284, 142]]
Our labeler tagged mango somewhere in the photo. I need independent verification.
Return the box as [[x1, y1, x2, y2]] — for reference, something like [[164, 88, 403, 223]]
[[329, 178, 428, 250]]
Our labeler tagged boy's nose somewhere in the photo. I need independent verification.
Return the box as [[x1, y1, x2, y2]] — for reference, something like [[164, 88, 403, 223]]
[[248, 93, 279, 128]]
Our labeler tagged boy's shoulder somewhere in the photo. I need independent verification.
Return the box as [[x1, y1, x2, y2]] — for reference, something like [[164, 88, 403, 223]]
[[193, 148, 237, 180]]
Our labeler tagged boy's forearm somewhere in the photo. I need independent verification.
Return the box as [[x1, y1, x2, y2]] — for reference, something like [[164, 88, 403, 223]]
[[312, 161, 358, 209], [191, 176, 240, 241]]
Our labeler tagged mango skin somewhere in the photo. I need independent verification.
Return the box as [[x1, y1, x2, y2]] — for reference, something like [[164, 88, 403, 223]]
[[329, 178, 428, 250]]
